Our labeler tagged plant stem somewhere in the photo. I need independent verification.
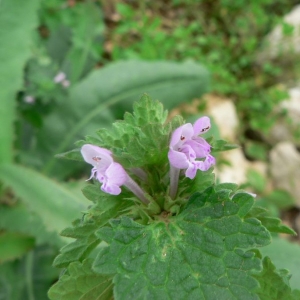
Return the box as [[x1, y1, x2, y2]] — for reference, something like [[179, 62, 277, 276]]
[[125, 176, 149, 204], [130, 167, 147, 182], [169, 165, 180, 199]]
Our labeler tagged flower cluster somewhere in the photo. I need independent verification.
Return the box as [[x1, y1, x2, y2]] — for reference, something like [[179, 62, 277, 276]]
[[81, 116, 215, 202], [168, 116, 215, 179]]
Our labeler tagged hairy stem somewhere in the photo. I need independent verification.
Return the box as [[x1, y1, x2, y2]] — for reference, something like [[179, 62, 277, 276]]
[[169, 165, 180, 199], [125, 176, 149, 204], [130, 167, 148, 182]]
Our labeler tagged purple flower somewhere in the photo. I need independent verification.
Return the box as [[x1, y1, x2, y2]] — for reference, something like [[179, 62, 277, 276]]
[[81, 144, 127, 195], [168, 116, 215, 179], [81, 144, 149, 204]]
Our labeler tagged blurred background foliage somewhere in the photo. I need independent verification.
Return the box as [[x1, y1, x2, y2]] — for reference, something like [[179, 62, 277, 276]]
[[1, 0, 300, 299]]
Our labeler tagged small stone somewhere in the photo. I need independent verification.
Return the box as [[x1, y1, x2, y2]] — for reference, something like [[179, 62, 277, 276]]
[[270, 142, 300, 208], [215, 148, 249, 185], [267, 87, 300, 146], [205, 94, 239, 142]]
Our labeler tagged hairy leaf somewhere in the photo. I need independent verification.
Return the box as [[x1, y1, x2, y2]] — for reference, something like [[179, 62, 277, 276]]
[[48, 259, 113, 300], [261, 237, 300, 290], [53, 185, 133, 268], [254, 256, 300, 300], [93, 187, 271, 300], [90, 94, 183, 169], [246, 205, 296, 235]]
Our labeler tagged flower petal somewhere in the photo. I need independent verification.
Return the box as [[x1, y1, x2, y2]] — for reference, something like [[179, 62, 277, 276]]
[[100, 163, 127, 195], [168, 148, 190, 169], [105, 162, 128, 186], [170, 123, 194, 148], [196, 154, 215, 171], [101, 182, 122, 195], [180, 144, 196, 161], [184, 139, 210, 158], [81, 144, 113, 171], [185, 162, 198, 179], [203, 154, 215, 170], [193, 116, 211, 135]]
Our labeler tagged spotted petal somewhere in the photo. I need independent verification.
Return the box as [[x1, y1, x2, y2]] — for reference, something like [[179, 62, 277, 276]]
[[170, 123, 194, 149], [193, 116, 211, 136], [81, 144, 113, 172]]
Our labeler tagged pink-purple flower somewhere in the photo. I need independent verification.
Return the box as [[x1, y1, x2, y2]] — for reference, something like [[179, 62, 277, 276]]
[[81, 144, 127, 195], [81, 144, 149, 203], [168, 116, 215, 179]]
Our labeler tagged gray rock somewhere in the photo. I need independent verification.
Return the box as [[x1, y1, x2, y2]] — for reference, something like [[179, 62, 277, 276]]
[[270, 142, 300, 207], [268, 87, 300, 146], [205, 94, 239, 142]]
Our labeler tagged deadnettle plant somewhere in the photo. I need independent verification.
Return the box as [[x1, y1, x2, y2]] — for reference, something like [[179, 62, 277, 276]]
[[49, 97, 298, 300], [81, 117, 215, 203]]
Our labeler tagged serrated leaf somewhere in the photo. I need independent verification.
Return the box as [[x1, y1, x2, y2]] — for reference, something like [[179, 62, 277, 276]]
[[53, 185, 133, 268], [246, 204, 296, 235], [40, 60, 209, 177], [0, 203, 64, 247], [0, 164, 85, 234], [254, 256, 299, 300], [48, 259, 113, 300], [258, 217, 296, 235], [260, 237, 300, 290], [92, 94, 184, 169], [0, 0, 39, 163], [124, 94, 168, 125], [93, 187, 271, 300]]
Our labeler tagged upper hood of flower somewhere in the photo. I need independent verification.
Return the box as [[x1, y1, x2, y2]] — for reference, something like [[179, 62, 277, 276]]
[[81, 144, 113, 173]]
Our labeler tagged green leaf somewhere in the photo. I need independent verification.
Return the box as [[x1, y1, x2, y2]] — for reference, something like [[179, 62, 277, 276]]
[[254, 256, 300, 300], [246, 205, 296, 235], [0, 232, 34, 263], [53, 185, 133, 268], [261, 237, 300, 290], [45, 2, 104, 81], [93, 187, 271, 299], [257, 217, 296, 235], [41, 60, 209, 176], [0, 164, 86, 235], [0, 0, 40, 163], [55, 149, 83, 162], [211, 139, 239, 153], [92, 94, 182, 169], [48, 259, 113, 300], [0, 203, 64, 247], [0, 246, 59, 300]]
